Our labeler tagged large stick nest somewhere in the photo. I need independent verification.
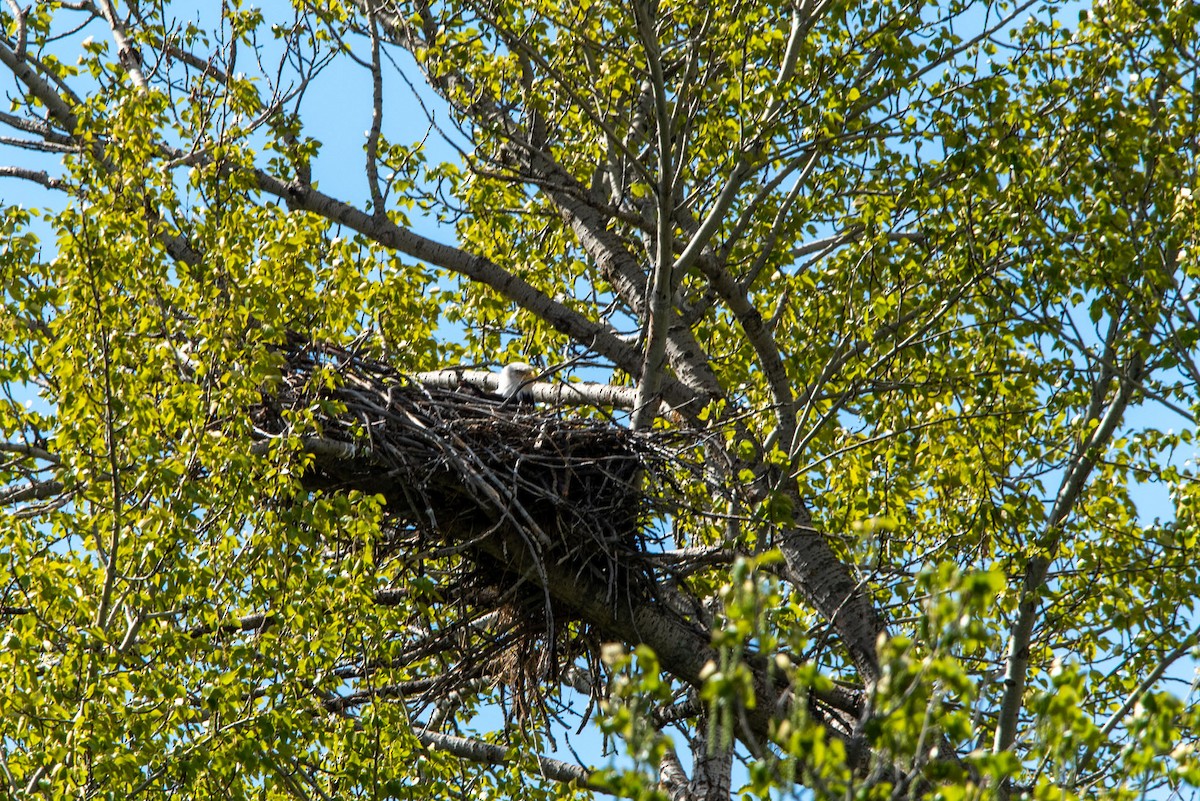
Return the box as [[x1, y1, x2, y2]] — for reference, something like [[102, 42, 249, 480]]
[[249, 337, 688, 719]]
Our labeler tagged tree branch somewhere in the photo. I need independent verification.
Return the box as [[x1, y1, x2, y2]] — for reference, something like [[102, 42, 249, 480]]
[[631, 0, 676, 430], [364, 1, 386, 215], [94, 0, 148, 90], [411, 727, 614, 797], [0, 40, 80, 134], [993, 341, 1147, 753], [414, 369, 641, 410], [250, 172, 705, 415]]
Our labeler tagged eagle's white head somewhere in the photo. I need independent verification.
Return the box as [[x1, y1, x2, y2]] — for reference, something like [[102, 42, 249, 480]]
[[497, 362, 536, 403]]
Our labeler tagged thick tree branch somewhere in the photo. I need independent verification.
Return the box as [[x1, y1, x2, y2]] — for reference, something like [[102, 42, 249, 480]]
[[631, 0, 677, 430], [414, 369, 641, 410], [0, 441, 60, 465], [516, 147, 724, 402], [411, 727, 614, 796], [0, 479, 65, 506], [0, 166, 68, 190], [94, 0, 148, 90], [659, 745, 691, 801], [0, 40, 80, 134]]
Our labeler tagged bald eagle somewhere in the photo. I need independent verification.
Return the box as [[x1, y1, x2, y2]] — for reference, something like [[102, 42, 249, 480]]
[[497, 362, 536, 405]]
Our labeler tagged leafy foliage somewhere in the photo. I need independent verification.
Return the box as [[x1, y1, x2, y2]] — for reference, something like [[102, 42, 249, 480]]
[[1, 0, 1199, 799]]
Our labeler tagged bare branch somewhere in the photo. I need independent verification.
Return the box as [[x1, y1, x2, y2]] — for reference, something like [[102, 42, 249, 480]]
[[94, 0, 148, 90], [631, 0, 677, 430], [0, 479, 64, 506], [0, 166, 67, 190], [364, 1, 386, 215], [658, 745, 690, 801], [0, 441, 60, 465], [0, 135, 76, 154], [414, 369, 641, 410], [0, 40, 80, 134], [4, 0, 28, 58], [0, 109, 70, 142], [411, 727, 616, 797]]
